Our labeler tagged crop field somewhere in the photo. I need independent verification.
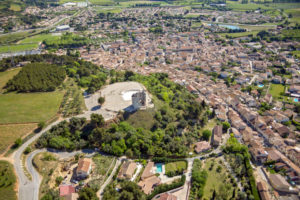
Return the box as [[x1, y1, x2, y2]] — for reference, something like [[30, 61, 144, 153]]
[[219, 31, 259, 38], [0, 68, 21, 93], [0, 161, 17, 200], [0, 124, 37, 154], [227, 1, 271, 11], [89, 0, 115, 6], [0, 91, 64, 124], [119, 1, 166, 7]]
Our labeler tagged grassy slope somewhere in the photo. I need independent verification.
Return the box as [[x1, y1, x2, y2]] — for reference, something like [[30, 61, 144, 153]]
[[0, 160, 17, 200], [0, 68, 21, 92], [0, 91, 64, 124], [0, 124, 37, 154]]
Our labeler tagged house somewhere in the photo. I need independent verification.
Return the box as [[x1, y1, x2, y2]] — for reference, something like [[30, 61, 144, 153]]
[[289, 85, 300, 95], [76, 158, 92, 179], [272, 76, 282, 84], [268, 174, 290, 193], [249, 147, 268, 164], [211, 125, 222, 147], [276, 126, 290, 138], [59, 185, 76, 197], [194, 141, 211, 153], [138, 175, 161, 195], [141, 162, 155, 180], [117, 161, 137, 180], [257, 181, 271, 200], [153, 192, 177, 200]]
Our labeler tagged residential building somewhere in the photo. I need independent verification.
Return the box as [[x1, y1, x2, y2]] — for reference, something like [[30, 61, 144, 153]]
[[76, 158, 92, 179]]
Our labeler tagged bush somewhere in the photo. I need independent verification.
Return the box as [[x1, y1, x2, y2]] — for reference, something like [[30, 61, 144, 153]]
[[202, 129, 212, 141], [38, 121, 46, 130], [98, 97, 105, 105], [24, 147, 31, 154], [14, 138, 22, 147], [55, 176, 63, 185]]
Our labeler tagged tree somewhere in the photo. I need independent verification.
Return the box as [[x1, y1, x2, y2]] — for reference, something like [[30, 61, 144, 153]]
[[98, 97, 105, 105], [38, 121, 46, 130], [91, 113, 105, 128], [15, 138, 22, 147], [202, 129, 212, 141], [222, 121, 230, 133], [55, 176, 63, 185], [78, 187, 98, 200]]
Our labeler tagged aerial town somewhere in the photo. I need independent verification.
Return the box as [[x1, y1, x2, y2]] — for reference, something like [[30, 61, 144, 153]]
[[0, 0, 299, 200]]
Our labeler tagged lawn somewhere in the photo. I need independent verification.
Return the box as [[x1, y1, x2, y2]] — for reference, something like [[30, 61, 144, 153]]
[[0, 91, 64, 124], [165, 161, 187, 175], [203, 158, 235, 199], [0, 160, 17, 200], [0, 123, 37, 154], [0, 68, 21, 92], [269, 83, 285, 99]]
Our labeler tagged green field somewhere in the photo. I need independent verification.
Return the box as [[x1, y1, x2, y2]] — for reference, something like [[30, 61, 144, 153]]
[[165, 161, 187, 175], [119, 1, 166, 7], [286, 8, 300, 24], [0, 91, 64, 124], [19, 34, 60, 44], [90, 0, 115, 5], [125, 109, 155, 130], [0, 123, 37, 154], [203, 158, 235, 199], [269, 83, 285, 98], [219, 31, 259, 38], [0, 43, 38, 53], [0, 161, 17, 200], [9, 3, 21, 11], [227, 1, 271, 11], [0, 68, 21, 92]]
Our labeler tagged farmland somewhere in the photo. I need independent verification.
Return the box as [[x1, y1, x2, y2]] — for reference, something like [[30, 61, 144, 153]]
[[0, 123, 37, 154], [0, 161, 17, 200], [0, 68, 21, 92], [0, 91, 64, 124]]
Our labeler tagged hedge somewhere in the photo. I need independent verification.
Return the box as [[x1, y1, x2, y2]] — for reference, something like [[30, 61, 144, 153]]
[[147, 175, 186, 200], [152, 157, 186, 163]]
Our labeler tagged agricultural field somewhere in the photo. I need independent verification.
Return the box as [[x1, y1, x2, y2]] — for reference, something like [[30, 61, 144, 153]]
[[119, 1, 167, 7], [89, 0, 115, 6], [226, 1, 271, 11], [281, 29, 300, 40], [0, 43, 38, 54], [0, 123, 37, 154], [0, 31, 40, 45], [0, 68, 21, 93], [219, 31, 259, 38], [9, 3, 21, 11], [19, 34, 60, 45], [203, 158, 236, 199], [0, 161, 17, 200], [0, 91, 64, 124]]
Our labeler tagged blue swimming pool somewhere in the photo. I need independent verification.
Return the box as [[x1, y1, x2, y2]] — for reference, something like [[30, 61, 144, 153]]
[[258, 84, 264, 88], [294, 98, 299, 102], [207, 23, 241, 30], [155, 163, 163, 173]]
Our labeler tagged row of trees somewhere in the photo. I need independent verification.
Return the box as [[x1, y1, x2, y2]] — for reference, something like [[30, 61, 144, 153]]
[[5, 62, 66, 92]]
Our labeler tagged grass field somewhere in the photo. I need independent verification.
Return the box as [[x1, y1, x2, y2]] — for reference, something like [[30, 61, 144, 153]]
[[9, 3, 21, 11], [19, 34, 59, 44], [269, 83, 285, 99], [219, 31, 259, 38], [203, 158, 235, 199], [165, 161, 187, 174], [0, 68, 21, 92], [0, 31, 40, 45], [286, 8, 300, 24], [89, 0, 115, 5], [0, 91, 64, 124], [227, 1, 270, 11], [119, 1, 166, 7], [0, 161, 17, 200], [0, 43, 38, 53], [0, 124, 37, 154], [281, 29, 300, 40]]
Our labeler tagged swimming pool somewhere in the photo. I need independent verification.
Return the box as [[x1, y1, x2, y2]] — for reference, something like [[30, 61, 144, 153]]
[[258, 84, 264, 88], [155, 163, 163, 173], [207, 23, 241, 30], [294, 98, 299, 103]]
